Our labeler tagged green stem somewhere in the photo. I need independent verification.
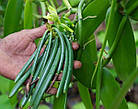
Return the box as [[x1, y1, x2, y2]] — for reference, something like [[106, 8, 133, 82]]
[[96, 60, 102, 109], [57, 6, 67, 13], [78, 0, 85, 46], [63, 0, 72, 10], [127, 1, 138, 15], [49, 0, 56, 9], [53, 0, 59, 7], [103, 16, 127, 66], [91, 0, 117, 87], [65, 8, 77, 17], [110, 68, 138, 109]]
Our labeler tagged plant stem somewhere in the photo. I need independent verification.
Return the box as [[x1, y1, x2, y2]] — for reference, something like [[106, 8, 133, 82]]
[[102, 16, 127, 66], [91, 0, 117, 86], [63, 0, 72, 10], [78, 0, 85, 46], [110, 68, 138, 109], [65, 8, 77, 17], [49, 0, 56, 9], [96, 60, 102, 109], [53, 0, 59, 7], [127, 1, 138, 15], [57, 6, 67, 13]]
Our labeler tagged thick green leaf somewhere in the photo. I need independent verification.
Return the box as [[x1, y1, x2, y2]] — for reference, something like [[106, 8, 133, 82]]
[[72, 102, 86, 109], [0, 95, 15, 109], [126, 0, 138, 21], [82, 0, 109, 40], [101, 68, 128, 109], [127, 102, 138, 109], [53, 93, 67, 109], [107, 7, 136, 80], [74, 35, 97, 88], [0, 76, 10, 94], [38, 105, 49, 109], [24, 0, 33, 29], [77, 82, 93, 109], [69, 0, 80, 7], [4, 0, 23, 37], [9, 81, 18, 107], [74, 0, 110, 88]]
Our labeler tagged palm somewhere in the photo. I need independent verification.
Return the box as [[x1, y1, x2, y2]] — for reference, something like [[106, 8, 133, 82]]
[[0, 26, 46, 79]]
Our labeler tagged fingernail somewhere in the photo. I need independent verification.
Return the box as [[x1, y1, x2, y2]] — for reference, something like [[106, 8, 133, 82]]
[[72, 42, 79, 50], [74, 60, 82, 69]]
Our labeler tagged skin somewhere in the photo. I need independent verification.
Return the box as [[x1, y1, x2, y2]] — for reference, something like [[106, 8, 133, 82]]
[[0, 25, 81, 80]]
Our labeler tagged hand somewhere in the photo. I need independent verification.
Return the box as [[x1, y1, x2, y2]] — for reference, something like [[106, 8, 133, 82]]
[[0, 25, 81, 80]]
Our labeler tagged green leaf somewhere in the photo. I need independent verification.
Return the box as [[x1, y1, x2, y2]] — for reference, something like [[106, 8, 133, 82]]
[[53, 93, 67, 109], [0, 76, 10, 94], [4, 0, 23, 37], [101, 68, 128, 109], [127, 102, 138, 109], [107, 8, 136, 81], [72, 102, 86, 109], [74, 0, 110, 88], [74, 35, 97, 88], [77, 82, 93, 109], [24, 0, 33, 29], [38, 105, 49, 109], [0, 94, 15, 109], [82, 0, 110, 40], [126, 0, 138, 21], [68, 0, 80, 7], [9, 81, 18, 107], [110, 68, 138, 109]]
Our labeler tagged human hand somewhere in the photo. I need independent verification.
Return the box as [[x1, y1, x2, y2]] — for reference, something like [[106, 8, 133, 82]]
[[0, 25, 47, 80], [0, 26, 81, 80]]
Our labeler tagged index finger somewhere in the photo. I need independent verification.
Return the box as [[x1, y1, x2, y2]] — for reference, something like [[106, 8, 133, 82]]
[[28, 25, 47, 40]]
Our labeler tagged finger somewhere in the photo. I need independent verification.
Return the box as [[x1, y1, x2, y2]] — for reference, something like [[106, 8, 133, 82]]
[[57, 73, 74, 81], [57, 73, 62, 81], [40, 45, 46, 56], [46, 87, 57, 95], [72, 42, 79, 50], [74, 60, 82, 69], [27, 25, 47, 40]]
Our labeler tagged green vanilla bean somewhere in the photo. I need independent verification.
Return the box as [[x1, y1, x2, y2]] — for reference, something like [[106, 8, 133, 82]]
[[9, 68, 31, 98], [32, 46, 61, 109], [56, 48, 68, 98], [31, 30, 49, 76], [103, 16, 127, 66], [20, 34, 52, 107], [10, 53, 44, 99], [110, 68, 138, 109], [39, 32, 53, 75], [15, 50, 36, 82], [63, 34, 73, 93], [91, 0, 117, 87], [30, 37, 59, 105], [55, 28, 65, 74]]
